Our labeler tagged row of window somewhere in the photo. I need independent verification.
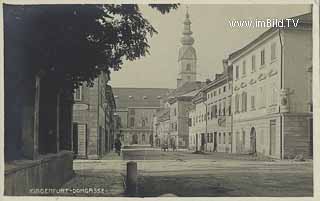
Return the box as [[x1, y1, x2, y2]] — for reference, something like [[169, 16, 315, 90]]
[[129, 118, 148, 128], [190, 105, 232, 127], [190, 132, 232, 145], [235, 42, 277, 80], [234, 85, 278, 113], [206, 84, 231, 100]]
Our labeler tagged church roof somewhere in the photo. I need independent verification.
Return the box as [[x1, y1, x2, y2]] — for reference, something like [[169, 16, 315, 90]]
[[166, 81, 205, 103], [178, 7, 196, 61], [113, 88, 173, 109]]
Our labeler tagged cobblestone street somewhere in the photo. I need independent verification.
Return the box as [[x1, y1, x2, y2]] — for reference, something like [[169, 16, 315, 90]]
[[61, 149, 313, 197]]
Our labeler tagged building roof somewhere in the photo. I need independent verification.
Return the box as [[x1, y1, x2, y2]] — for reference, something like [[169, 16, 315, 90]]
[[180, 88, 201, 97], [291, 12, 312, 22], [166, 81, 205, 104], [167, 81, 205, 98], [229, 12, 312, 61], [156, 108, 170, 122], [113, 88, 173, 109]]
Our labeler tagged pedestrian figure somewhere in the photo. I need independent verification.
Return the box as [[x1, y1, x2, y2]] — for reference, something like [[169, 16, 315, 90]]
[[115, 138, 122, 156], [172, 143, 176, 152], [162, 143, 168, 152]]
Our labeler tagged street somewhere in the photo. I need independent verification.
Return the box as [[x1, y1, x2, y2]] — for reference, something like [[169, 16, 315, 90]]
[[62, 149, 313, 197]]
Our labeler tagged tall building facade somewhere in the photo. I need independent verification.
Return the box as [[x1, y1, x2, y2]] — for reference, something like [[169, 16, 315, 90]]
[[153, 108, 170, 147], [72, 72, 116, 159], [189, 61, 233, 152], [229, 13, 312, 159]]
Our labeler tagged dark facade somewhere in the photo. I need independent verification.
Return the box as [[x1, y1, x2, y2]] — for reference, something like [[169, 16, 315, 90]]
[[72, 73, 116, 159], [4, 46, 74, 195]]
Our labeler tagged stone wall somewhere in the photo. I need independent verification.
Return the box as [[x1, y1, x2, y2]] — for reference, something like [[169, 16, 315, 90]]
[[4, 151, 74, 196], [283, 114, 313, 159]]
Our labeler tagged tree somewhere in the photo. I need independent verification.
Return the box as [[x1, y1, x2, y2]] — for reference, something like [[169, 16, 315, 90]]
[[4, 4, 179, 91]]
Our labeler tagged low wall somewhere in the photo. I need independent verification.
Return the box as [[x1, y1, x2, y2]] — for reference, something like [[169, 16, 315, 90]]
[[4, 151, 74, 196]]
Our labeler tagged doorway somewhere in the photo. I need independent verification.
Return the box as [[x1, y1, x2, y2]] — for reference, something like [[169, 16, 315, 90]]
[[213, 132, 217, 152], [149, 134, 153, 146], [250, 127, 257, 154], [236, 132, 240, 153], [72, 123, 78, 157], [132, 134, 138, 144], [201, 133, 205, 151], [270, 120, 276, 156], [196, 134, 199, 151]]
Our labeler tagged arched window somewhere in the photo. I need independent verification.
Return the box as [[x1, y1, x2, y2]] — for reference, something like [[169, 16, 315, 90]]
[[142, 120, 145, 127], [186, 64, 191, 71], [142, 134, 146, 143]]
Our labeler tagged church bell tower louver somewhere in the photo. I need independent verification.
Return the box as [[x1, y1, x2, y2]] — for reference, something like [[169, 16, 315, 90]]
[[177, 7, 197, 88]]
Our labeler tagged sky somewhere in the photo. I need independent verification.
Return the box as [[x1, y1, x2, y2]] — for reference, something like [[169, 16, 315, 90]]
[[109, 4, 311, 89]]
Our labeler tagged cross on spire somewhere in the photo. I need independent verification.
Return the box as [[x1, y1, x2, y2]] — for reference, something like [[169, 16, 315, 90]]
[[186, 5, 189, 18]]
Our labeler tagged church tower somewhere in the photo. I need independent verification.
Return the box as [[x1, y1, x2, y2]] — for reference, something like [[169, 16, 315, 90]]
[[177, 8, 197, 88]]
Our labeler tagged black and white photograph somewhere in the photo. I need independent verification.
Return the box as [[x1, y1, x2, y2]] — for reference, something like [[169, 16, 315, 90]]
[[2, 1, 319, 199]]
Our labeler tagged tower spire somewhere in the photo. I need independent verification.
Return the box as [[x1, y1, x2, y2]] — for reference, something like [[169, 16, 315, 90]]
[[177, 6, 197, 87], [181, 6, 194, 46]]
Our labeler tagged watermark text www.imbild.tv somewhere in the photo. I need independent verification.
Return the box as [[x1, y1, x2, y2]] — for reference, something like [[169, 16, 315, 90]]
[[229, 18, 300, 28]]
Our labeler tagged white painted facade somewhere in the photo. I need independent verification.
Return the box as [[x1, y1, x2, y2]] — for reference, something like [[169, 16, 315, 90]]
[[230, 20, 312, 159], [189, 65, 233, 153]]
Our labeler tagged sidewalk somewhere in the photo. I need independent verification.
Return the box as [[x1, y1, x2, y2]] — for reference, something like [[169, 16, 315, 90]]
[[101, 151, 123, 160], [61, 171, 125, 197], [62, 151, 125, 196]]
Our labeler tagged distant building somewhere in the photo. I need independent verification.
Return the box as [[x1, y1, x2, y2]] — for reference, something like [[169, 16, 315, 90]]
[[113, 88, 172, 146], [152, 9, 205, 149], [153, 108, 170, 147], [167, 83, 204, 149], [229, 13, 313, 159], [189, 60, 233, 152], [72, 72, 116, 159]]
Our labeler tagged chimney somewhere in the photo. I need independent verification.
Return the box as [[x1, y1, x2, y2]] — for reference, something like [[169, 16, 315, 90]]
[[222, 59, 228, 73]]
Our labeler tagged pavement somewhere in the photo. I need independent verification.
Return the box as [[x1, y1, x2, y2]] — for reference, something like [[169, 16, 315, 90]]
[[62, 149, 313, 197]]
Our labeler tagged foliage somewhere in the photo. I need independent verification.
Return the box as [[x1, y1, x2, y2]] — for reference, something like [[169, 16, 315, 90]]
[[4, 4, 179, 90]]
